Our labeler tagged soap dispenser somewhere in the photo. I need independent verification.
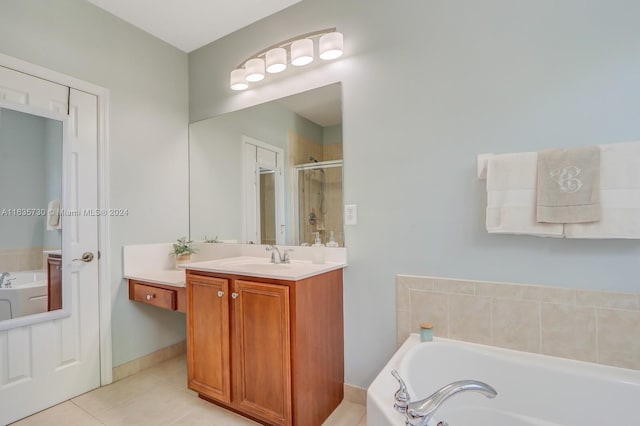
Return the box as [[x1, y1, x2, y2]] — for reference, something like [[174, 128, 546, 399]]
[[311, 232, 325, 264], [326, 230, 339, 248]]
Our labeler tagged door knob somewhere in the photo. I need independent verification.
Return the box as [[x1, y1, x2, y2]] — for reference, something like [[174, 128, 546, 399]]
[[73, 252, 94, 263]]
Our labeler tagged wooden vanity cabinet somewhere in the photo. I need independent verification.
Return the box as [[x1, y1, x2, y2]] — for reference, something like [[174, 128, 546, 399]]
[[186, 269, 344, 426], [47, 254, 62, 311]]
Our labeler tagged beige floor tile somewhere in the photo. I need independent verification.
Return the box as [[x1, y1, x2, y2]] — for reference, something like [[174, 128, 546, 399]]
[[169, 397, 259, 425], [357, 414, 367, 426], [11, 401, 104, 426], [322, 401, 366, 426], [93, 386, 223, 425], [13, 354, 366, 426], [72, 367, 170, 417]]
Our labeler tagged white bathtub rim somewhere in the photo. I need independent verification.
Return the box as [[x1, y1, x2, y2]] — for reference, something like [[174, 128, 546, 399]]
[[367, 334, 640, 426], [1, 270, 46, 287], [399, 335, 640, 386]]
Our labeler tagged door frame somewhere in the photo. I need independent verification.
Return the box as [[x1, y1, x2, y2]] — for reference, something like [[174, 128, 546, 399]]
[[241, 136, 285, 245], [0, 52, 113, 385]]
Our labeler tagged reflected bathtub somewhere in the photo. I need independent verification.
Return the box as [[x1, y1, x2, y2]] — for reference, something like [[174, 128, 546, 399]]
[[0, 271, 48, 320], [368, 334, 640, 426]]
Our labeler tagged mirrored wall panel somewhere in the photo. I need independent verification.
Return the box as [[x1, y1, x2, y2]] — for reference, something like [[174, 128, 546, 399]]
[[0, 107, 63, 321], [189, 83, 344, 246]]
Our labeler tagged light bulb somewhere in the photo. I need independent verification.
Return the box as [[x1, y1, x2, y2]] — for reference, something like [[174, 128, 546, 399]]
[[230, 69, 248, 90], [319, 32, 343, 60], [245, 58, 265, 82], [266, 47, 287, 73], [291, 38, 314, 66]]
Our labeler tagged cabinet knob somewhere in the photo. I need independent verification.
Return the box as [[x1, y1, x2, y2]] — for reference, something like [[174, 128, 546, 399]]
[[56, 265, 60, 271], [231, 292, 239, 299], [217, 291, 224, 297], [146, 294, 155, 301]]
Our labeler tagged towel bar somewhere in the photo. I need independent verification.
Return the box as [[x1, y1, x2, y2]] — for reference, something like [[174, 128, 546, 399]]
[[477, 153, 493, 180]]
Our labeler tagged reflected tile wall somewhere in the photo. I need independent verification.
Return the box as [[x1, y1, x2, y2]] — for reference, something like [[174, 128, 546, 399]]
[[397, 275, 640, 370], [0, 247, 45, 272]]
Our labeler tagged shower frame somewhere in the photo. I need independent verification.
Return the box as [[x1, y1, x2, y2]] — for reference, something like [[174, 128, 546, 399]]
[[292, 159, 344, 246]]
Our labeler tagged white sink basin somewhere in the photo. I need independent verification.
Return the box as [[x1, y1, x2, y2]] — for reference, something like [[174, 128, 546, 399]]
[[181, 256, 345, 281]]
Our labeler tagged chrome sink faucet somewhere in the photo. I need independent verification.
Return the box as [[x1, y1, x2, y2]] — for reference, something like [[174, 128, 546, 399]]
[[392, 369, 497, 426], [265, 245, 293, 264]]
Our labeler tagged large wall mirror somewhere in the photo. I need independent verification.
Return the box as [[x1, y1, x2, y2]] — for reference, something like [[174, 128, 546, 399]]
[[189, 83, 344, 247], [0, 104, 67, 328]]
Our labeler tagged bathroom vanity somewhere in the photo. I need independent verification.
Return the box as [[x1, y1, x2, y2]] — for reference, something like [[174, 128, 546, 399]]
[[46, 253, 62, 311], [184, 257, 345, 426]]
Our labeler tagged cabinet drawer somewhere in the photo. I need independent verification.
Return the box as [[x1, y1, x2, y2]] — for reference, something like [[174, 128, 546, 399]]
[[132, 282, 177, 310]]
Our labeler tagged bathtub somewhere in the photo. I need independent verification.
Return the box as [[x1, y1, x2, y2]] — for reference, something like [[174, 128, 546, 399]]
[[0, 271, 48, 320], [368, 334, 640, 426]]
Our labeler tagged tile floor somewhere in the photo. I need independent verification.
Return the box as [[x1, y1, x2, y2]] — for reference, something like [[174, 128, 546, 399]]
[[11, 354, 367, 426]]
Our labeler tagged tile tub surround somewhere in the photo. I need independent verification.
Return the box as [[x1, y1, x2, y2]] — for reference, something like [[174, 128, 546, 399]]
[[0, 247, 46, 272], [397, 275, 640, 370]]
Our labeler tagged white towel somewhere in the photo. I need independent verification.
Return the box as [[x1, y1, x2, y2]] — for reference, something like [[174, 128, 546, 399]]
[[486, 152, 563, 237], [565, 141, 640, 239], [47, 199, 61, 230]]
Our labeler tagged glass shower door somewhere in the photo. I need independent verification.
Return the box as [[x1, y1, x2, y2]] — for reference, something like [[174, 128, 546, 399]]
[[295, 161, 343, 246]]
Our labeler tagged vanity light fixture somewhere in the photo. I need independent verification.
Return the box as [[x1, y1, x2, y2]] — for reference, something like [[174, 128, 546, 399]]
[[230, 28, 344, 91]]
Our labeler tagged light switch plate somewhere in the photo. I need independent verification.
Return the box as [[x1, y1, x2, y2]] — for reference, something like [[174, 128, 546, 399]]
[[344, 204, 357, 225]]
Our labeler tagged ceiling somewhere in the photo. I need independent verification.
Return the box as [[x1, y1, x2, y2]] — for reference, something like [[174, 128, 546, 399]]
[[87, 0, 302, 52], [276, 83, 342, 127]]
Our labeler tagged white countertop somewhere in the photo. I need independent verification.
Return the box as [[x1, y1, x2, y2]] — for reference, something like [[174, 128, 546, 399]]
[[124, 270, 186, 288], [180, 256, 347, 281]]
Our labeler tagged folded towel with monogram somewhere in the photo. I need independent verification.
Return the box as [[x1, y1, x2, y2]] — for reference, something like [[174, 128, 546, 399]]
[[486, 152, 563, 237], [536, 146, 600, 224], [565, 141, 640, 238]]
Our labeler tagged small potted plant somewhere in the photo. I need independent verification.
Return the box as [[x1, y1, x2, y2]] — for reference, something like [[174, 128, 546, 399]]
[[171, 236, 197, 269]]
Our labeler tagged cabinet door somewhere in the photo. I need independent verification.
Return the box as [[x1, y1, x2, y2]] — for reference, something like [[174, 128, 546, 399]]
[[187, 275, 231, 403], [232, 280, 291, 426]]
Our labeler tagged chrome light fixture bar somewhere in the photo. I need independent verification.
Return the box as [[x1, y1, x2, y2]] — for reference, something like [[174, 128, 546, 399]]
[[230, 28, 344, 91]]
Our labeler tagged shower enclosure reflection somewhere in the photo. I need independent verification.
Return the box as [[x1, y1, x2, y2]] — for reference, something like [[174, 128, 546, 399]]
[[295, 160, 343, 247]]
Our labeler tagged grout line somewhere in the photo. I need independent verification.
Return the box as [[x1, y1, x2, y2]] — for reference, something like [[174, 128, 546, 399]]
[[70, 400, 107, 425], [538, 302, 543, 354], [595, 307, 600, 363], [489, 297, 494, 344]]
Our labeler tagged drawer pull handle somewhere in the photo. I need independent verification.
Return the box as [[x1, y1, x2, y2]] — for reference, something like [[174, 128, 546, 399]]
[[231, 292, 239, 299], [217, 291, 224, 297], [146, 294, 155, 301]]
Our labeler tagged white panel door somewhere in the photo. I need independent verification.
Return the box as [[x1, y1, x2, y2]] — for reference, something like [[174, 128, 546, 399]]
[[0, 66, 100, 424]]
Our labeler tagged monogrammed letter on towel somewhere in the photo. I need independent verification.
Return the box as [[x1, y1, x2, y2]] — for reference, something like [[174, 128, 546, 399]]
[[536, 147, 600, 223]]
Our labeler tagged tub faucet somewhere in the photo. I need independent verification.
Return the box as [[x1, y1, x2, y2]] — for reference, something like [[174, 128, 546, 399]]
[[0, 272, 11, 288], [265, 245, 293, 264], [392, 370, 497, 426], [407, 381, 497, 426], [391, 370, 410, 413]]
